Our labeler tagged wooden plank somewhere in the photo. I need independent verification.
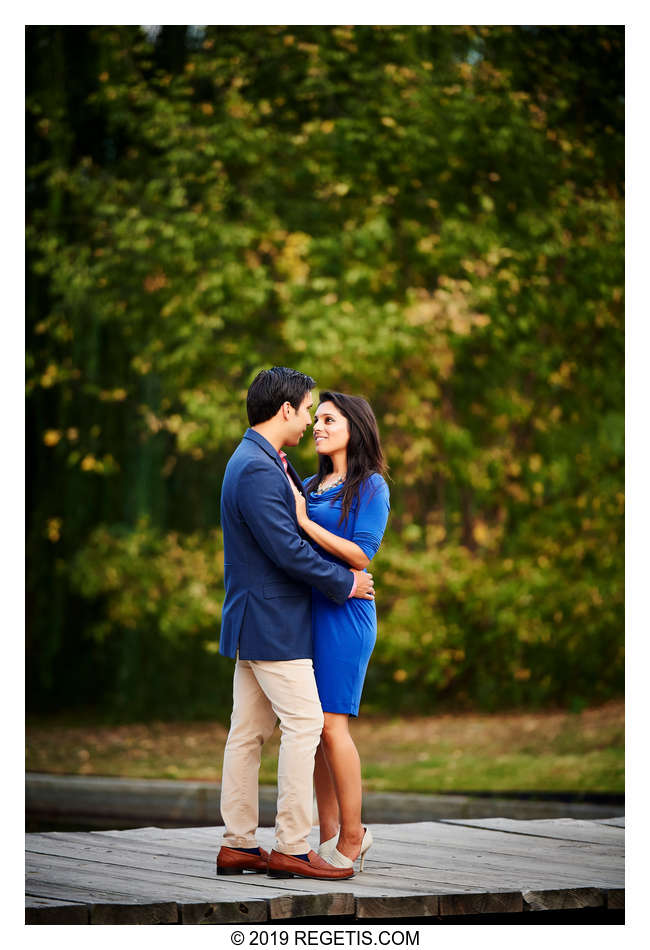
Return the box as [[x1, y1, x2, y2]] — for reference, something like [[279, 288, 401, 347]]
[[89, 825, 163, 834], [26, 830, 481, 900], [29, 829, 219, 860], [605, 888, 625, 910], [26, 877, 180, 924], [75, 828, 225, 859], [362, 819, 623, 846], [28, 824, 623, 894], [439, 891, 523, 916], [268, 892, 355, 920], [27, 841, 368, 920], [359, 838, 617, 890], [26, 833, 362, 903], [27, 842, 359, 916], [355, 894, 439, 919], [27, 855, 462, 923], [365, 854, 619, 894], [26, 875, 164, 904], [26, 838, 482, 920], [522, 887, 604, 911], [370, 823, 624, 873], [370, 834, 623, 869], [27, 833, 228, 880], [178, 899, 269, 925], [29, 833, 268, 923], [26, 851, 271, 902], [26, 875, 250, 926], [269, 875, 473, 899], [364, 827, 623, 875], [29, 824, 624, 874], [361, 858, 617, 892], [25, 896, 89, 925], [360, 853, 622, 894], [360, 827, 623, 862], [361, 864, 522, 890], [26, 868, 475, 917], [134, 829, 616, 915], [25, 821, 625, 924], [439, 817, 624, 845], [90, 902, 178, 925]]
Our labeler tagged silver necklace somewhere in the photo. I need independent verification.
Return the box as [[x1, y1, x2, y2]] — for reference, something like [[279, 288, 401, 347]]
[[315, 473, 346, 495]]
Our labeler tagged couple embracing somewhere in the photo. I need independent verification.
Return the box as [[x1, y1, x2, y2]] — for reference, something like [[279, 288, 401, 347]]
[[216, 366, 390, 881]]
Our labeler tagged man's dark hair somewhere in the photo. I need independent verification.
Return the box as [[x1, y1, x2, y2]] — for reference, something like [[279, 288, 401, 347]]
[[246, 366, 316, 425]]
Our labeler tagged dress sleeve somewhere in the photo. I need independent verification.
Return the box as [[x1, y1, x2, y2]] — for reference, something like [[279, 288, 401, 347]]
[[352, 475, 390, 560]]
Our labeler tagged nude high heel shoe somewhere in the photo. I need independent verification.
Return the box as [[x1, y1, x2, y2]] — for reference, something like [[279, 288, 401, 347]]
[[318, 834, 339, 859], [325, 846, 354, 869], [326, 827, 373, 872], [358, 826, 373, 871]]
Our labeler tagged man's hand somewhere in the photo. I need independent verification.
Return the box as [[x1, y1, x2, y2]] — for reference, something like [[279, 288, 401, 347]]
[[351, 570, 374, 600]]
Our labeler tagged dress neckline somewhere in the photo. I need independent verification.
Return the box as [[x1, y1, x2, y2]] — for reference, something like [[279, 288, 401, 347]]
[[309, 483, 341, 496]]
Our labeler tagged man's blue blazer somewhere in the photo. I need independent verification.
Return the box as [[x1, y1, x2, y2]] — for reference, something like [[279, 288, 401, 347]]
[[219, 428, 355, 661]]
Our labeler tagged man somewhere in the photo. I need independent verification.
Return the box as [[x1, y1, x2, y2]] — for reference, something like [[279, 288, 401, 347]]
[[216, 367, 374, 881]]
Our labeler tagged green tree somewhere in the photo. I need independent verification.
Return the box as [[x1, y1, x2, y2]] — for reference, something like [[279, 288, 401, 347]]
[[27, 25, 623, 718]]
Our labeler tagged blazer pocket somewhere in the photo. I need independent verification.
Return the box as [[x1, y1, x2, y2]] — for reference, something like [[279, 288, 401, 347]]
[[263, 582, 302, 599]]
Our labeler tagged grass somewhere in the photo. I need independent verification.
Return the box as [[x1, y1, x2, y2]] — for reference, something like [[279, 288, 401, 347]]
[[26, 699, 624, 795]]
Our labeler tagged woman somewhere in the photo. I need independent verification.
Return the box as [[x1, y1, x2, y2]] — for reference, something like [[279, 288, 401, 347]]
[[290, 391, 390, 871]]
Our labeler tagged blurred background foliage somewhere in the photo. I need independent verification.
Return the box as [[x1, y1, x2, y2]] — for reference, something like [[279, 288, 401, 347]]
[[26, 25, 624, 721]]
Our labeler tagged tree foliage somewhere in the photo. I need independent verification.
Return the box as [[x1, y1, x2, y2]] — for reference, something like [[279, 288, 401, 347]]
[[27, 25, 624, 718]]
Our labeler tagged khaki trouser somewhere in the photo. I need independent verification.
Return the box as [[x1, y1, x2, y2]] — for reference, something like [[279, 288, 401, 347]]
[[220, 657, 324, 855]]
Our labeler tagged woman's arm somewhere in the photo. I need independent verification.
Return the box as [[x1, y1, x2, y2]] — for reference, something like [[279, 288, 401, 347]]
[[291, 483, 370, 570]]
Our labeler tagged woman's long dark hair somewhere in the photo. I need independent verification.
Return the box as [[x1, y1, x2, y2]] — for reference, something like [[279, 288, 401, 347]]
[[306, 391, 387, 526]]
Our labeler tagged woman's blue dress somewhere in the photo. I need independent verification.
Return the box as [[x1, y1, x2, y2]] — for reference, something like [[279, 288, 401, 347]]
[[303, 472, 390, 716]]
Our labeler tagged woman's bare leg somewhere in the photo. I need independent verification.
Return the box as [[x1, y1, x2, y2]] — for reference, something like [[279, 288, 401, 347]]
[[320, 712, 364, 860], [314, 741, 340, 844]]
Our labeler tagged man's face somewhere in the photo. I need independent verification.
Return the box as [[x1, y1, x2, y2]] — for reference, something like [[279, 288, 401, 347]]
[[283, 391, 313, 447]]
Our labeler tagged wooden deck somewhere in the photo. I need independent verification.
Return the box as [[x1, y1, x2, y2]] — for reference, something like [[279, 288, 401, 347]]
[[25, 818, 624, 924]]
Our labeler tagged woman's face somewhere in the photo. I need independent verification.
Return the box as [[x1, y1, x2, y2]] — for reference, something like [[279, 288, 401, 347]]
[[313, 400, 350, 458]]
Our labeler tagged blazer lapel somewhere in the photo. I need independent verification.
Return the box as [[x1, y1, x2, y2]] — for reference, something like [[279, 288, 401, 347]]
[[243, 428, 285, 473], [242, 429, 305, 494], [286, 458, 305, 496]]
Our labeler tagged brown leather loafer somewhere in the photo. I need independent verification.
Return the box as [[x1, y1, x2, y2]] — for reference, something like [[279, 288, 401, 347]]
[[267, 849, 354, 880], [217, 845, 270, 875]]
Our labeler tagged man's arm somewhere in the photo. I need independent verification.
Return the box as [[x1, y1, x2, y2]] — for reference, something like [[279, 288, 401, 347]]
[[237, 461, 373, 604]]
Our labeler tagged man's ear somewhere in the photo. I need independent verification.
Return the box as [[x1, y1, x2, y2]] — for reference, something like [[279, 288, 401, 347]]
[[280, 401, 293, 420]]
